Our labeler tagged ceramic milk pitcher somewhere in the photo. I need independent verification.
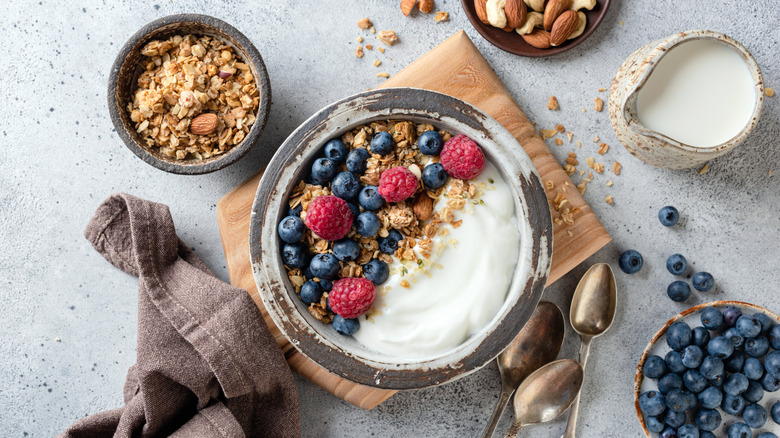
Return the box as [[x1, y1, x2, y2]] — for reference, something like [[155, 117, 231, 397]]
[[609, 30, 764, 170]]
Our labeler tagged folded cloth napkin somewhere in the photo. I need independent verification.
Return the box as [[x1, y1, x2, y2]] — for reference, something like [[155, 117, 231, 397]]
[[60, 193, 300, 438]]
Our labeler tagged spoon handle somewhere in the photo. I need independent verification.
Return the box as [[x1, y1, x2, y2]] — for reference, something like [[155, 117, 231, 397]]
[[504, 422, 524, 438], [562, 337, 593, 438], [481, 385, 514, 438]]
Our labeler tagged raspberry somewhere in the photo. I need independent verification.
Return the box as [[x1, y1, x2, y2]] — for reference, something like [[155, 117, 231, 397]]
[[329, 278, 376, 319], [304, 195, 353, 241], [439, 134, 486, 180], [378, 166, 418, 202]]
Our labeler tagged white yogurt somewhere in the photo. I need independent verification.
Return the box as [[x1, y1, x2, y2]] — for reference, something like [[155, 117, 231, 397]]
[[352, 162, 521, 357], [637, 39, 755, 148]]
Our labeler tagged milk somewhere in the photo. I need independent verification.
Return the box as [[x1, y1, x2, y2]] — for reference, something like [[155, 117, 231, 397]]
[[636, 39, 755, 148], [352, 162, 521, 357]]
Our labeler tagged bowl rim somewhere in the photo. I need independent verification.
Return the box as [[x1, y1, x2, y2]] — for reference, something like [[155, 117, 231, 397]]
[[249, 87, 553, 389], [633, 300, 780, 436], [107, 13, 272, 175], [460, 0, 612, 57]]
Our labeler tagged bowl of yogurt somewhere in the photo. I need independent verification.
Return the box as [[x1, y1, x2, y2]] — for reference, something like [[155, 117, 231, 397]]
[[250, 88, 553, 389]]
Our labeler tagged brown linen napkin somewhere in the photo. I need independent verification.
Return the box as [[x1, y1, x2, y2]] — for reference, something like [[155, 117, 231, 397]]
[[60, 193, 300, 438]]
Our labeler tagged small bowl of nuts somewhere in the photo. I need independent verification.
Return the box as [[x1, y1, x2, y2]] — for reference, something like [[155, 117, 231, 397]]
[[108, 14, 271, 174], [461, 0, 611, 57]]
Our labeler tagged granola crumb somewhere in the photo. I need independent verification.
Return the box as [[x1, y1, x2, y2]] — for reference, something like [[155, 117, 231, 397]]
[[605, 195, 613, 204], [435, 11, 449, 22], [586, 157, 595, 169], [370, 26, 376, 34], [541, 129, 557, 139], [555, 138, 564, 146], [613, 161, 622, 175], [373, 59, 382, 67], [378, 30, 399, 46], [365, 44, 374, 50], [378, 47, 386, 54], [576, 182, 587, 195], [766, 87, 775, 97], [598, 88, 607, 92], [555, 123, 565, 133], [577, 140, 582, 148], [567, 230, 574, 237], [566, 132, 574, 143], [769, 169, 773, 176], [582, 108, 587, 112], [598, 143, 609, 155], [545, 180, 555, 190], [358, 18, 373, 29], [376, 72, 390, 78], [55, 337, 61, 342], [356, 36, 363, 43], [594, 98, 604, 112], [400, 279, 410, 288], [698, 162, 710, 175], [547, 96, 559, 110], [593, 135, 599, 143], [619, 20, 624, 26], [606, 180, 614, 187], [594, 162, 604, 174], [355, 46, 364, 58]]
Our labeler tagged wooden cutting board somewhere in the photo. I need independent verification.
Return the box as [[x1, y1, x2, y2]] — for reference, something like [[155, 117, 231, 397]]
[[216, 31, 611, 410]]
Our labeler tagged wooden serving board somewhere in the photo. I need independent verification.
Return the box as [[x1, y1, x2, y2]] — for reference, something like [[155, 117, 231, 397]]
[[216, 31, 611, 410]]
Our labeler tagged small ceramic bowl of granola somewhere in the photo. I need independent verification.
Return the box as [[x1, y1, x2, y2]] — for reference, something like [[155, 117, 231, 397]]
[[250, 88, 553, 389], [108, 14, 271, 174]]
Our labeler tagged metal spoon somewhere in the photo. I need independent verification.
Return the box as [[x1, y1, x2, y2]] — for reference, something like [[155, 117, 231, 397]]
[[562, 263, 618, 438], [481, 301, 565, 438], [504, 359, 585, 437]]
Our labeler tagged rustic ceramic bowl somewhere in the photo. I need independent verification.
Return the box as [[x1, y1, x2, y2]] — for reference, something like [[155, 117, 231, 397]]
[[634, 301, 780, 436], [250, 88, 553, 389], [460, 0, 611, 57], [609, 30, 764, 169], [108, 14, 271, 175]]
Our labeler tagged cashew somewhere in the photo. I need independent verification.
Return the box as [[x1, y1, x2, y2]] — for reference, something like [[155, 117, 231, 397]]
[[515, 11, 544, 35], [523, 0, 545, 12], [567, 11, 587, 39], [571, 0, 596, 10], [486, 0, 508, 28]]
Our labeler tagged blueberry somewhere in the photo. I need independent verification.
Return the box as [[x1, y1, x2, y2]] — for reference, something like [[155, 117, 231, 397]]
[[761, 371, 780, 392], [664, 409, 686, 428], [331, 171, 361, 200], [358, 185, 384, 211], [743, 379, 764, 403], [281, 243, 308, 268], [694, 408, 721, 431], [744, 336, 769, 358], [646, 415, 665, 433], [370, 131, 394, 155], [319, 279, 333, 291], [324, 138, 348, 162], [743, 357, 764, 380], [355, 211, 381, 237], [769, 324, 780, 349], [417, 130, 444, 155], [682, 345, 704, 369], [697, 386, 722, 409], [644, 355, 668, 379], [723, 306, 743, 326], [363, 259, 389, 285], [754, 313, 773, 334], [677, 424, 699, 438], [311, 157, 337, 183], [700, 432, 715, 438], [692, 327, 710, 348], [300, 280, 323, 305], [278, 215, 306, 243], [727, 422, 751, 438], [736, 315, 762, 339], [707, 336, 734, 359], [332, 314, 360, 336], [666, 351, 687, 374], [666, 254, 688, 275], [724, 373, 749, 396], [758, 433, 778, 438], [309, 253, 340, 280], [659, 373, 684, 394], [665, 389, 694, 412], [667, 321, 693, 351], [379, 229, 404, 254], [684, 369, 708, 393], [618, 249, 643, 274], [660, 427, 679, 438], [724, 327, 745, 349], [332, 239, 360, 262], [721, 394, 746, 416], [724, 350, 745, 373], [639, 390, 667, 416], [701, 308, 724, 331], [288, 203, 303, 217], [346, 148, 370, 174], [743, 403, 767, 428], [772, 400, 780, 424], [659, 205, 680, 226], [667, 281, 691, 302], [690, 272, 714, 292], [700, 356, 725, 382], [422, 163, 448, 190], [766, 351, 780, 377]]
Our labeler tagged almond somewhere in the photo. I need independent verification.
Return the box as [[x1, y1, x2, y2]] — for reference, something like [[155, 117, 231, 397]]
[[522, 28, 551, 49], [543, 0, 571, 31], [413, 193, 434, 221], [504, 0, 527, 29], [475, 0, 490, 24], [418, 0, 434, 13], [550, 10, 578, 45], [401, 0, 418, 16], [190, 113, 219, 135]]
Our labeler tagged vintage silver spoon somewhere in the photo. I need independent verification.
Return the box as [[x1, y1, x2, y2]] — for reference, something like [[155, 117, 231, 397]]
[[481, 301, 565, 438], [562, 263, 617, 438], [504, 359, 584, 437]]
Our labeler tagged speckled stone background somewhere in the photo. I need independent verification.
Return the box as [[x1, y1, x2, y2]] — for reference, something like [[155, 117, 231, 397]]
[[1, 0, 778, 436]]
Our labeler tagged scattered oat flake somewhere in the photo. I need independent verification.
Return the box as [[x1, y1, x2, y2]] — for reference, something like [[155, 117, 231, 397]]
[[547, 96, 559, 110], [577, 140, 582, 148], [358, 18, 373, 29], [766, 87, 775, 97], [598, 88, 606, 92], [365, 44, 374, 50], [355, 46, 364, 58], [567, 230, 574, 237], [594, 163, 604, 174], [606, 180, 613, 187], [556, 123, 565, 133], [698, 162, 710, 174], [567, 132, 574, 143], [356, 36, 364, 43], [541, 129, 557, 139], [376, 72, 390, 78], [586, 157, 595, 168], [579, 169, 585, 176], [378, 47, 385, 54], [613, 161, 622, 175], [435, 11, 449, 22], [378, 30, 398, 46], [55, 337, 61, 342], [598, 143, 609, 155], [373, 59, 382, 67], [769, 170, 773, 176], [576, 182, 587, 195], [593, 135, 599, 143], [545, 180, 555, 190], [594, 98, 604, 112], [606, 195, 613, 204], [555, 138, 563, 146], [582, 108, 587, 112], [370, 26, 376, 34]]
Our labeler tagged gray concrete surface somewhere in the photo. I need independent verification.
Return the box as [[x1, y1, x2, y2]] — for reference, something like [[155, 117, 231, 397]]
[[1, 0, 778, 436]]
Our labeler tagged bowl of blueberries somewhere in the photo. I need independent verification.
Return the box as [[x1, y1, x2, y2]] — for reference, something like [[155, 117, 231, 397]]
[[635, 300, 780, 437]]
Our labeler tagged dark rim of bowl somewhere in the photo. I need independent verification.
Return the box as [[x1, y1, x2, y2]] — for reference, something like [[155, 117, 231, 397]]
[[107, 14, 271, 175], [460, 0, 612, 57], [249, 88, 553, 389]]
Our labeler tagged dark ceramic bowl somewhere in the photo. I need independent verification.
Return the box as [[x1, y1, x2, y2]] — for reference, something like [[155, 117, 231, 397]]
[[461, 0, 611, 57], [249, 88, 553, 389], [108, 14, 271, 174]]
